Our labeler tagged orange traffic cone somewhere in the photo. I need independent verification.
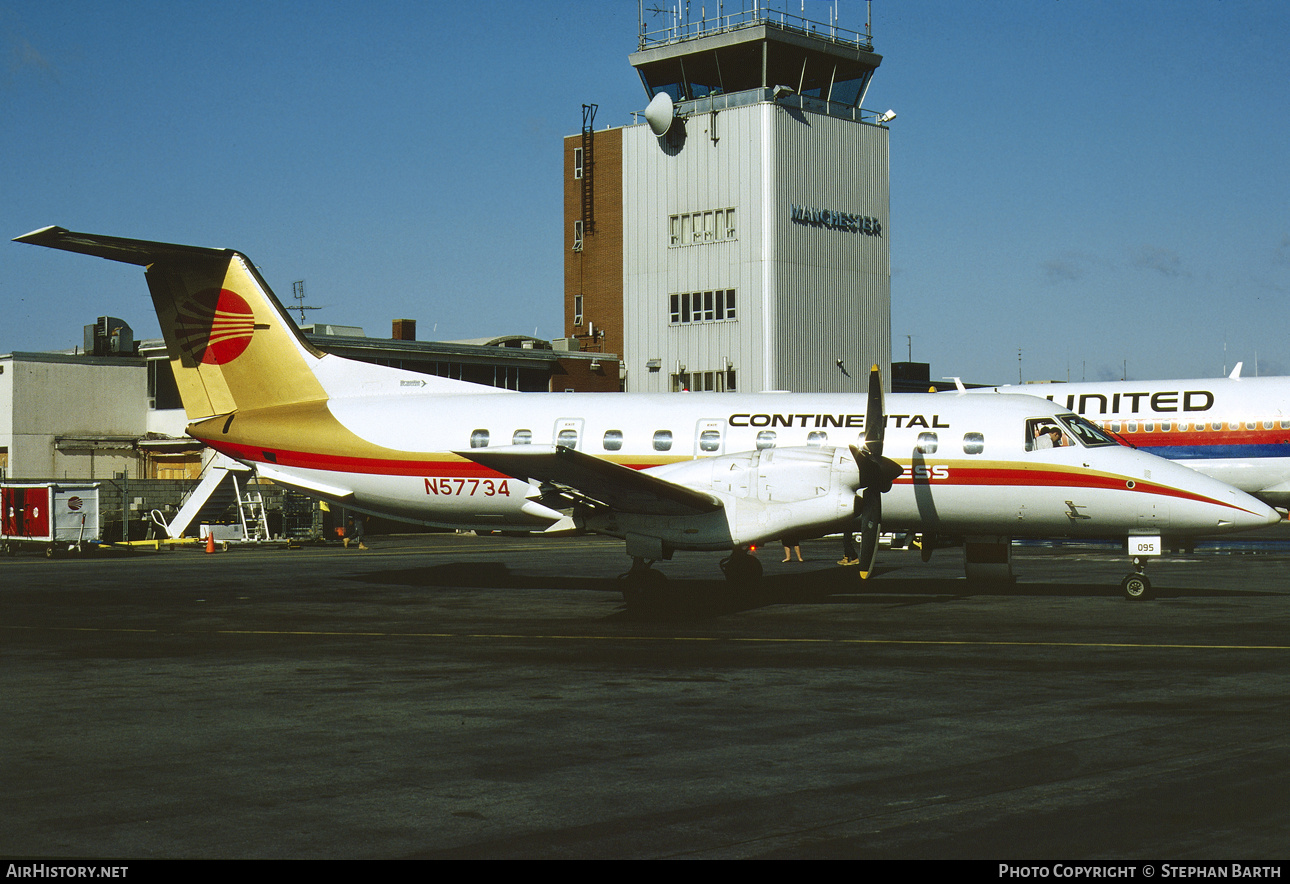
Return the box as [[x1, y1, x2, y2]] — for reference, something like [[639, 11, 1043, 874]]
[[205, 532, 215, 554]]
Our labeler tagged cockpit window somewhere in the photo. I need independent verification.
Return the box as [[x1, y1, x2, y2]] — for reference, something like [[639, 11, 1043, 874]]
[[1057, 413, 1118, 447], [1026, 418, 1071, 451]]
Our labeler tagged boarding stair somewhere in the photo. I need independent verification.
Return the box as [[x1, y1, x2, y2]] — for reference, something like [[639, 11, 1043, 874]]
[[150, 455, 272, 542]]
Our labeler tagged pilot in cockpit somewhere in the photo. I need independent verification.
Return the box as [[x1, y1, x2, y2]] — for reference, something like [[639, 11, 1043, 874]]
[[1030, 421, 1069, 450]]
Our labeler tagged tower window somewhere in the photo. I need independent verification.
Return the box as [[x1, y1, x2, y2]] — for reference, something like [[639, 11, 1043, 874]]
[[668, 208, 737, 247], [668, 290, 736, 325]]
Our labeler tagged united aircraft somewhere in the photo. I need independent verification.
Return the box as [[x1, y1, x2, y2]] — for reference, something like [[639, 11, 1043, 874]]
[[15, 226, 1281, 601], [974, 365, 1290, 508]]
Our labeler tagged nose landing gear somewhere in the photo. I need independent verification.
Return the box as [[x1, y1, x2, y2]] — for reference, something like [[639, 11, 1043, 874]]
[[1121, 556, 1153, 600]]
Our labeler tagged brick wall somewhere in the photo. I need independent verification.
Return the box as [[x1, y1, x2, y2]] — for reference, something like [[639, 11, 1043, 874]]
[[564, 127, 624, 360]]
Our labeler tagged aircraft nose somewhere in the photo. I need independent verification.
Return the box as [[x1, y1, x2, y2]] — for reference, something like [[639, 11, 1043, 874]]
[[1223, 489, 1282, 531]]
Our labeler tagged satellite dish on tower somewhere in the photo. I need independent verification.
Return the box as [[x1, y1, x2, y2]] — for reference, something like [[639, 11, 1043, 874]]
[[644, 92, 675, 136]]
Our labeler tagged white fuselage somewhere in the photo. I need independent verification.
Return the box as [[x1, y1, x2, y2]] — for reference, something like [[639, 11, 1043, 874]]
[[196, 369, 1280, 550]]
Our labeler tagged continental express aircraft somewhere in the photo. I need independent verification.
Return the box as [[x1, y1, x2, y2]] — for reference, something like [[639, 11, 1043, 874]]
[[16, 226, 1280, 600], [974, 366, 1290, 508]]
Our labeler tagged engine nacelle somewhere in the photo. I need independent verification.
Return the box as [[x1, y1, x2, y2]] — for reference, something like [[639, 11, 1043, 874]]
[[646, 446, 861, 547]]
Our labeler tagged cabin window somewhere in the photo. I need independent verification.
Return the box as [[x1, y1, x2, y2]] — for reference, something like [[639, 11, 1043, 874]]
[[806, 431, 828, 447], [512, 429, 532, 445], [557, 428, 579, 448], [1144, 422, 1155, 433], [916, 432, 938, 454], [1111, 421, 1122, 434], [653, 430, 673, 452], [698, 430, 721, 452], [1161, 421, 1173, 432], [962, 432, 984, 455], [602, 430, 624, 451], [469, 429, 490, 449], [1264, 420, 1274, 430], [756, 430, 777, 450], [1281, 419, 1290, 430]]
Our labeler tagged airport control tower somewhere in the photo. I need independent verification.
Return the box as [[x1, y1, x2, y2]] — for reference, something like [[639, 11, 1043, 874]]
[[564, 2, 891, 393]]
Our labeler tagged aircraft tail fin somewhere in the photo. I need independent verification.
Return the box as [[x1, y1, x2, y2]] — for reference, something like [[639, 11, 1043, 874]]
[[16, 226, 327, 421]]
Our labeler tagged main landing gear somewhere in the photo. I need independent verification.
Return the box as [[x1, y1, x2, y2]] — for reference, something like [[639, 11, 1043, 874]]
[[1121, 556, 1152, 601], [621, 556, 667, 587], [719, 547, 763, 583], [619, 547, 765, 615], [618, 557, 668, 614]]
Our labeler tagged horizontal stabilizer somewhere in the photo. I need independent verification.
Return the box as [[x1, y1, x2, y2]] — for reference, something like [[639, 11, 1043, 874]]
[[254, 463, 355, 502], [15, 226, 232, 265], [457, 445, 722, 516]]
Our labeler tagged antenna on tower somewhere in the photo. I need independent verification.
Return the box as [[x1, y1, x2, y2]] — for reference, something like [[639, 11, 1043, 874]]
[[291, 280, 323, 324]]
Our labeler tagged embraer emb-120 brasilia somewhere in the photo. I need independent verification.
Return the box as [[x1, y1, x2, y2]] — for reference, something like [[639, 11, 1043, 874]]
[[15, 226, 1280, 600]]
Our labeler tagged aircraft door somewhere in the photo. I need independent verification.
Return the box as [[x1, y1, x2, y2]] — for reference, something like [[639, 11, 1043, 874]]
[[694, 418, 726, 458], [553, 418, 584, 451]]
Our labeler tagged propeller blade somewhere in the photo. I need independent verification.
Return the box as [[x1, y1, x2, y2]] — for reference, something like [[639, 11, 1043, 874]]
[[851, 366, 899, 579], [850, 366, 904, 492], [856, 486, 881, 579], [862, 364, 885, 458]]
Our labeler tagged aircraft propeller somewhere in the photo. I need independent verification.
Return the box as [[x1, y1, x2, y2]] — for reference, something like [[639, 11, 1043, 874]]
[[849, 366, 904, 578]]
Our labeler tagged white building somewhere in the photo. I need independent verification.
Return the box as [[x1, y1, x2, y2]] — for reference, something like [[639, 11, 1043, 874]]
[[0, 349, 194, 480], [565, 5, 891, 394]]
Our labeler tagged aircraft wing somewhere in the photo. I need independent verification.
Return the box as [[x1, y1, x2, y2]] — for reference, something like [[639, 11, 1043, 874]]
[[456, 445, 722, 516]]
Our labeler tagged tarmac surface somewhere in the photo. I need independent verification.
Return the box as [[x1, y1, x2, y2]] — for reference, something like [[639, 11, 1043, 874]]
[[4, 531, 1290, 859]]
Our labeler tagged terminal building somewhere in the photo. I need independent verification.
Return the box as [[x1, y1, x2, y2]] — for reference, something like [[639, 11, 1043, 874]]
[[0, 317, 616, 482], [565, 4, 892, 394]]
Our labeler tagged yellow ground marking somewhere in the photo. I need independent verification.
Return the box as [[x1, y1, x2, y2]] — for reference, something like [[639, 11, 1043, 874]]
[[3, 623, 1290, 651]]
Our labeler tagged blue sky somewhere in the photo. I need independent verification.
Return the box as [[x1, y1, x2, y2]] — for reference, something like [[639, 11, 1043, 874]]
[[4, 1, 1287, 385]]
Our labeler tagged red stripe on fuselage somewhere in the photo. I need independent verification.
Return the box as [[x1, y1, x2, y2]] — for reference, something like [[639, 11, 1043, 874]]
[[894, 465, 1256, 514], [201, 439, 1258, 516]]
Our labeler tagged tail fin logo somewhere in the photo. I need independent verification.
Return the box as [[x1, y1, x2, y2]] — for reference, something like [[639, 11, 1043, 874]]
[[176, 288, 256, 365]]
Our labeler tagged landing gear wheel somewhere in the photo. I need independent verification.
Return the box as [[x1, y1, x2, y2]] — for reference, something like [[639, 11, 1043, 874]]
[[719, 550, 763, 584], [620, 558, 668, 614], [1121, 572, 1152, 601]]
